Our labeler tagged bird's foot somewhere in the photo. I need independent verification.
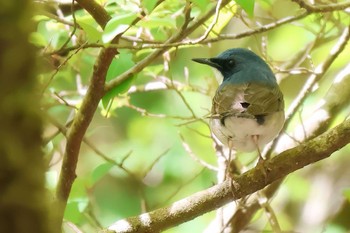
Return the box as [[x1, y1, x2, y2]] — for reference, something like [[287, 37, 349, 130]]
[[257, 156, 270, 184], [227, 173, 240, 199]]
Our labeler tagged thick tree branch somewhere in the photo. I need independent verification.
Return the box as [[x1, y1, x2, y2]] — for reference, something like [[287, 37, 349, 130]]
[[55, 47, 117, 222], [0, 0, 51, 232], [54, 0, 141, 219], [75, 0, 111, 28], [105, 119, 350, 233]]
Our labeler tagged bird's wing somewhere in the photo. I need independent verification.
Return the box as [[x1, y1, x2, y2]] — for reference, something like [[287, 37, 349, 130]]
[[212, 82, 284, 120]]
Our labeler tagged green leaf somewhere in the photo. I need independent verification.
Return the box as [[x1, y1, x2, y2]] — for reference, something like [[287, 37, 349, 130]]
[[142, 0, 158, 13], [343, 188, 350, 202], [105, 52, 135, 82], [102, 52, 137, 108], [102, 76, 136, 109], [191, 0, 211, 11], [212, 1, 237, 33], [102, 13, 137, 43], [29, 32, 47, 47], [92, 163, 114, 183], [235, 0, 255, 17], [32, 15, 49, 22], [65, 198, 88, 223], [77, 19, 102, 42], [138, 16, 176, 29]]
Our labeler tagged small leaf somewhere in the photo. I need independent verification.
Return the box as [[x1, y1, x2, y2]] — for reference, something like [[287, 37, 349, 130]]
[[102, 13, 137, 43], [138, 16, 176, 29], [343, 188, 350, 202], [191, 0, 211, 11], [32, 15, 49, 22], [103, 24, 129, 43], [65, 198, 88, 223], [203, 1, 236, 34], [212, 1, 237, 33], [106, 52, 135, 82], [102, 76, 136, 109], [77, 19, 102, 42], [102, 52, 137, 108], [142, 0, 158, 13], [235, 0, 255, 17], [29, 32, 47, 47], [92, 163, 114, 183]]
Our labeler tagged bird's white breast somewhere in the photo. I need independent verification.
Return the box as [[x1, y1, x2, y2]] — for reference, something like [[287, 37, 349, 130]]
[[210, 111, 285, 152]]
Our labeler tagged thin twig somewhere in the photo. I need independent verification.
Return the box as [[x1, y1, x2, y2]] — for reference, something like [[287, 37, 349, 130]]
[[155, 168, 206, 208], [57, 0, 78, 52], [44, 112, 138, 179], [142, 148, 171, 178], [126, 102, 195, 120], [179, 133, 218, 171], [190, 0, 223, 43], [291, 0, 350, 12], [40, 42, 86, 96], [258, 193, 282, 233]]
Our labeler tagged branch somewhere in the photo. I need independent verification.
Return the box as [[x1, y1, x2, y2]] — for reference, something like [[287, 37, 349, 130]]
[[55, 47, 117, 220], [104, 119, 350, 233], [277, 61, 350, 150], [75, 0, 111, 28], [104, 0, 231, 92], [265, 23, 350, 157], [53, 12, 307, 54], [291, 0, 350, 12], [54, 0, 168, 224], [203, 12, 308, 43], [227, 180, 283, 232]]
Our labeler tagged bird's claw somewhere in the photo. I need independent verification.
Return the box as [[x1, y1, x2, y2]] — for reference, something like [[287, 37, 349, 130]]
[[257, 157, 269, 184]]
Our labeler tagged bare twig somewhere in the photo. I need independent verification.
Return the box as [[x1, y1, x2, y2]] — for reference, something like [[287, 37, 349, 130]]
[[142, 149, 171, 178], [179, 133, 218, 171], [258, 193, 282, 233], [190, 0, 223, 43], [57, 0, 78, 52], [44, 112, 138, 179], [40, 43, 86, 95], [291, 0, 350, 12], [155, 168, 206, 208]]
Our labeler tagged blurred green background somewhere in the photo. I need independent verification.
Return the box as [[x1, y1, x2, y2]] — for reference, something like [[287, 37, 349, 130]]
[[34, 0, 350, 232]]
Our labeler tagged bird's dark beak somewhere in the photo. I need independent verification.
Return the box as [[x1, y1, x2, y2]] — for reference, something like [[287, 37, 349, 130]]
[[192, 58, 222, 70]]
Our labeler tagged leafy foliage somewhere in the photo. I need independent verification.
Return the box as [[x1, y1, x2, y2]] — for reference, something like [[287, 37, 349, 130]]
[[33, 0, 350, 232]]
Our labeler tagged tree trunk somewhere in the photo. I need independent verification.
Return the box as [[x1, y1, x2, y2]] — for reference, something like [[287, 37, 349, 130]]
[[0, 1, 51, 233]]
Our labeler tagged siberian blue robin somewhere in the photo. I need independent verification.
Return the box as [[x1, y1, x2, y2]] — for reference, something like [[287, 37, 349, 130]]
[[193, 48, 284, 159]]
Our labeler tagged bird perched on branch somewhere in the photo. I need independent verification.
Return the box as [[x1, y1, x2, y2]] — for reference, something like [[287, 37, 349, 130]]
[[192, 48, 284, 161]]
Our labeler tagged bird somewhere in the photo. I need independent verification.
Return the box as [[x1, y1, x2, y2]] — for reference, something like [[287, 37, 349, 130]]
[[192, 48, 284, 161]]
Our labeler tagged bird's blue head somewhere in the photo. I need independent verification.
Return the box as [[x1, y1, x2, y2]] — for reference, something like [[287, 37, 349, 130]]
[[192, 48, 277, 86]]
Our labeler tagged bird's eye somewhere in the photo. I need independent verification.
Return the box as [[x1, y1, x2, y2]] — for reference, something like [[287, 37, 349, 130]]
[[228, 59, 235, 65]]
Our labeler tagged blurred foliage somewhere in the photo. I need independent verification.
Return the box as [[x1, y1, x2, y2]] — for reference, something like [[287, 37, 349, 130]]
[[33, 0, 350, 232]]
